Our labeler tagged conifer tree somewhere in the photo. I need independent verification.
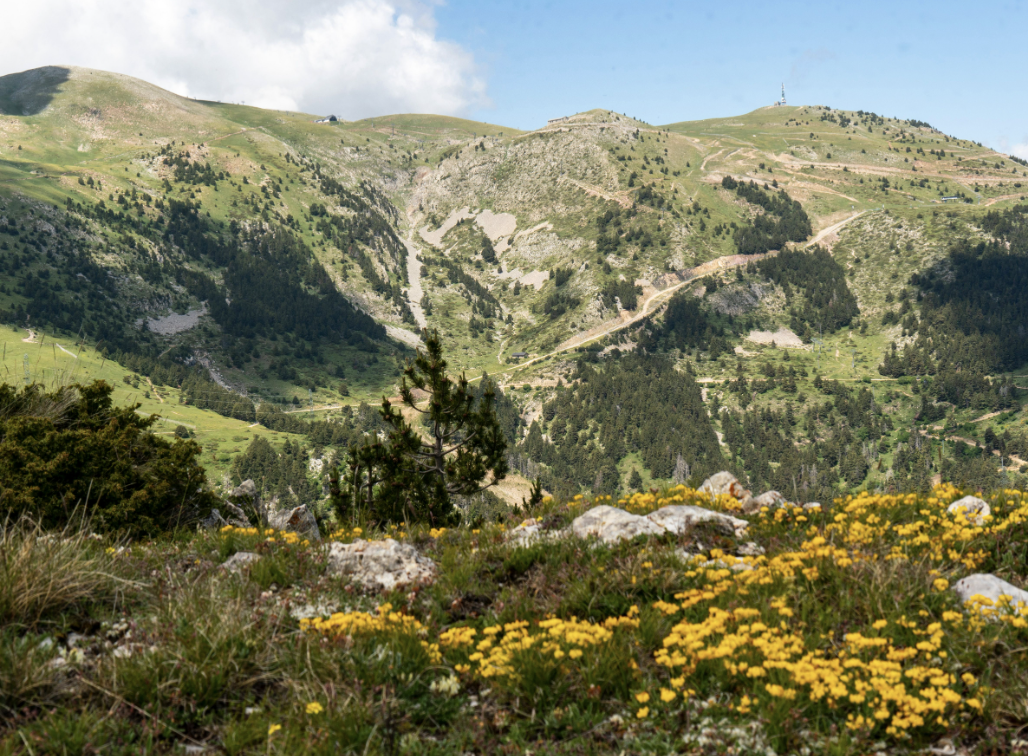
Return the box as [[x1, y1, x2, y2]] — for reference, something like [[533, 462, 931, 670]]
[[332, 331, 508, 525]]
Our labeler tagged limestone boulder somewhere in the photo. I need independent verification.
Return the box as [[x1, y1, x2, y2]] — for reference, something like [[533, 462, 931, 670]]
[[268, 505, 321, 541], [675, 549, 754, 572], [231, 480, 258, 501], [952, 573, 1028, 616], [699, 471, 753, 509], [571, 505, 665, 544], [220, 551, 260, 572], [947, 495, 991, 526], [326, 539, 436, 591], [646, 505, 749, 538], [744, 490, 786, 513], [738, 541, 766, 557], [507, 519, 544, 546]]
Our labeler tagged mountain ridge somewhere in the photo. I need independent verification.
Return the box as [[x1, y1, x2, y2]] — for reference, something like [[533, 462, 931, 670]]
[[1, 64, 1027, 498]]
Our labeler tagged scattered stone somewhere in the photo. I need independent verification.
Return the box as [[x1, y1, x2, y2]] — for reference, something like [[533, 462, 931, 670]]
[[953, 574, 1028, 616], [699, 471, 753, 509], [646, 505, 749, 538], [507, 518, 543, 546], [326, 539, 437, 591], [738, 541, 765, 557], [675, 549, 754, 572], [571, 505, 665, 544], [230, 479, 257, 500], [803, 502, 823, 511], [947, 495, 991, 526], [289, 601, 339, 621], [268, 505, 321, 541], [746, 490, 786, 513], [220, 551, 260, 573]]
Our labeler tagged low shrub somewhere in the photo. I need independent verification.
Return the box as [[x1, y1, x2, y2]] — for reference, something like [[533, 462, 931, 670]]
[[0, 381, 218, 536]]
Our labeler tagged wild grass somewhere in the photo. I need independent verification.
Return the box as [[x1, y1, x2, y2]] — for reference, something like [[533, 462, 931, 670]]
[[1, 484, 1027, 753], [0, 517, 134, 629]]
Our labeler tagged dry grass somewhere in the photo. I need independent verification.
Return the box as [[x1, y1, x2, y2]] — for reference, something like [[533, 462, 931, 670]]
[[0, 517, 137, 629]]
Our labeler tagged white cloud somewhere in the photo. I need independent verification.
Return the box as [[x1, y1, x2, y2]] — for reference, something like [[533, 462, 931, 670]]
[[1, 0, 487, 119], [1013, 144, 1028, 160]]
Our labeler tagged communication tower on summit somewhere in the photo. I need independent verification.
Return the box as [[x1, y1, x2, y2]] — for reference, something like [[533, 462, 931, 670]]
[[780, 83, 786, 106]]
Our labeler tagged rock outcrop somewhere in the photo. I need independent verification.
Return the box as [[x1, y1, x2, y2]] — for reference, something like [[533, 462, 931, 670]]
[[953, 574, 1028, 616], [268, 505, 321, 541], [220, 551, 260, 572], [699, 471, 754, 510], [570, 503, 749, 545], [571, 505, 666, 543], [947, 496, 991, 526], [646, 504, 749, 538], [507, 518, 545, 546], [326, 539, 437, 591], [748, 490, 787, 512]]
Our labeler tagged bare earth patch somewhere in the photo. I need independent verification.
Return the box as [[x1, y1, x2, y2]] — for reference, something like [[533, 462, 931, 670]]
[[419, 206, 476, 247], [475, 209, 517, 241], [746, 327, 806, 348], [499, 268, 550, 291], [147, 306, 206, 335]]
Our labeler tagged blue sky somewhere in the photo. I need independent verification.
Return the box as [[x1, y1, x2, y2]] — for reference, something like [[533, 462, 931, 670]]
[[5, 0, 1026, 156], [435, 0, 1028, 156]]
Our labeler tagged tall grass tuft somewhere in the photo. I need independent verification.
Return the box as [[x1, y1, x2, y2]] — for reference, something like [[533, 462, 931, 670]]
[[0, 517, 135, 629]]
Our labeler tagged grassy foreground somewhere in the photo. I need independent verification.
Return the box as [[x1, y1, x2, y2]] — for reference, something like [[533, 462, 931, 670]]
[[3, 484, 1028, 755]]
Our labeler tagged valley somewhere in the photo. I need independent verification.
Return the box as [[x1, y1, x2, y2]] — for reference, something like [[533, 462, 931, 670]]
[[1, 65, 1027, 504]]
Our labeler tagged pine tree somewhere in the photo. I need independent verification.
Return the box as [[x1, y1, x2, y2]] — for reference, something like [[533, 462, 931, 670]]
[[332, 331, 508, 525]]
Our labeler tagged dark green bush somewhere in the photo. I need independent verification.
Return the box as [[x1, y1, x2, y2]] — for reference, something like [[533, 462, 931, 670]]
[[0, 380, 217, 536]]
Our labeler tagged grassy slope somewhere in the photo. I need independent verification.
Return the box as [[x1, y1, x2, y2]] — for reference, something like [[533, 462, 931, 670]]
[[0, 324, 303, 484], [4, 484, 1028, 754], [2, 67, 1027, 483]]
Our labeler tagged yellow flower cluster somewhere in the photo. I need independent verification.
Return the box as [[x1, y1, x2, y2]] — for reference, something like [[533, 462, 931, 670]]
[[439, 608, 641, 680], [292, 483, 1026, 743], [817, 486, 1027, 572], [299, 603, 441, 662], [655, 599, 977, 734], [218, 525, 309, 546], [618, 486, 725, 515], [328, 526, 363, 541]]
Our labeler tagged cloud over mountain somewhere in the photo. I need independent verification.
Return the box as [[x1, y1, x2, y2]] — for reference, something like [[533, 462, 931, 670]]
[[3, 0, 488, 118]]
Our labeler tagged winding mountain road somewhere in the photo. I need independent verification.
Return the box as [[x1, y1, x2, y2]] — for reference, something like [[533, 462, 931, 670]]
[[483, 210, 866, 382]]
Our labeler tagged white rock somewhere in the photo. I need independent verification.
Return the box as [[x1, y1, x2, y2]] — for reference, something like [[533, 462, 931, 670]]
[[289, 601, 339, 621], [947, 495, 991, 526], [571, 505, 665, 544], [803, 502, 822, 511], [952, 573, 1028, 616], [738, 541, 765, 557], [646, 505, 749, 538], [747, 491, 786, 513], [326, 539, 437, 591], [507, 519, 543, 546], [698, 471, 753, 508], [220, 551, 260, 572], [268, 505, 321, 541]]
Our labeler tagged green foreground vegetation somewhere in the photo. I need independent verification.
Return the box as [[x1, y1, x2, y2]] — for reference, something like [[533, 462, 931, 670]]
[[2, 482, 1027, 755]]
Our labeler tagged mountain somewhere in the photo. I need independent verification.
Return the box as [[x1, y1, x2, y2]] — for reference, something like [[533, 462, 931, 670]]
[[2, 65, 1027, 499]]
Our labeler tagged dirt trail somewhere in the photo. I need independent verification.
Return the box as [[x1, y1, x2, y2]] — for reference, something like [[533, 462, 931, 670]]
[[918, 429, 1027, 469], [146, 377, 164, 403], [487, 210, 867, 380], [22, 329, 37, 343], [806, 211, 864, 247], [560, 176, 633, 207], [402, 230, 428, 329]]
